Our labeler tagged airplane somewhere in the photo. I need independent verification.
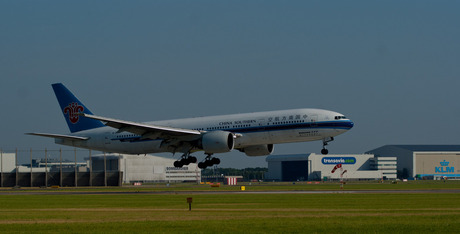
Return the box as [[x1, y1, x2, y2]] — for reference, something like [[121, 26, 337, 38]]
[[28, 83, 354, 169]]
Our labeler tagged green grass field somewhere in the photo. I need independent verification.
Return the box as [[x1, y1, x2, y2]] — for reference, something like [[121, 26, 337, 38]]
[[0, 181, 459, 233]]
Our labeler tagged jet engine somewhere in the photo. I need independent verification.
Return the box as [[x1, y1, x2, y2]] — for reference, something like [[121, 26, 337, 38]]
[[201, 131, 235, 154], [241, 144, 274, 156]]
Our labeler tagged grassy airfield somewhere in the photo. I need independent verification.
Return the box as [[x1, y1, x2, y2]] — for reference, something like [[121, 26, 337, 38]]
[[0, 181, 459, 233]]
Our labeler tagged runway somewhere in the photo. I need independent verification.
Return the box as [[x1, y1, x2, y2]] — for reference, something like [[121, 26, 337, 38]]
[[2, 189, 460, 196]]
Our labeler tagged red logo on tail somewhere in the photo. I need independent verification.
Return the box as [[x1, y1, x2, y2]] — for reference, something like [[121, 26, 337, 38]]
[[64, 102, 84, 124]]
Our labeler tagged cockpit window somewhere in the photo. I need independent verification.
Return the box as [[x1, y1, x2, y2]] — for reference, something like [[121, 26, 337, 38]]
[[335, 116, 347, 120]]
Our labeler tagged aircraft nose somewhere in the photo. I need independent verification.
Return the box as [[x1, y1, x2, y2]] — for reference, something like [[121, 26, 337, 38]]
[[335, 119, 354, 131], [342, 119, 354, 130]]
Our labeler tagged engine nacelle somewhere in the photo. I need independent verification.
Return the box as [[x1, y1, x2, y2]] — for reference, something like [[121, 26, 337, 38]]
[[242, 144, 274, 156], [201, 131, 235, 154]]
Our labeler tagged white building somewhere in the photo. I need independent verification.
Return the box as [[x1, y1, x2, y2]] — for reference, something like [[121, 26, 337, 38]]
[[0, 153, 16, 172], [91, 154, 201, 183], [370, 157, 398, 179], [265, 154, 397, 181]]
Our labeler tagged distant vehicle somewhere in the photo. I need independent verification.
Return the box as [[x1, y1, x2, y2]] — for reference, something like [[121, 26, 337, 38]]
[[28, 83, 353, 169]]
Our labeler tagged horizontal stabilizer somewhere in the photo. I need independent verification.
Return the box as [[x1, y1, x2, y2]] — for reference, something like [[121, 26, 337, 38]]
[[26, 133, 89, 141]]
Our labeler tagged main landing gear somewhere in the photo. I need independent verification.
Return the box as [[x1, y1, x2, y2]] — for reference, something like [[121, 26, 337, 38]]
[[198, 154, 220, 169], [173, 153, 221, 169], [173, 154, 197, 168], [321, 137, 334, 155]]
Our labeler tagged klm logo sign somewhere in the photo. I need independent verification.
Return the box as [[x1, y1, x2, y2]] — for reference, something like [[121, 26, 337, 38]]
[[435, 160, 454, 173]]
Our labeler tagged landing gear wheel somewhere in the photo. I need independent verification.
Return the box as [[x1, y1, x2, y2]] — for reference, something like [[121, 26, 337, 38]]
[[180, 158, 190, 165], [198, 162, 206, 169], [205, 160, 214, 167], [189, 156, 197, 163], [174, 160, 183, 168], [211, 157, 220, 165], [321, 148, 329, 155]]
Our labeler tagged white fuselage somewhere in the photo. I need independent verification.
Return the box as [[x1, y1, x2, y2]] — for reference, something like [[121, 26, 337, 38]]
[[55, 108, 353, 155]]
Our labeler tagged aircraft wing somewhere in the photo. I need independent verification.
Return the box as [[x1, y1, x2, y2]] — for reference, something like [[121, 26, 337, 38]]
[[80, 113, 201, 140], [26, 133, 89, 141]]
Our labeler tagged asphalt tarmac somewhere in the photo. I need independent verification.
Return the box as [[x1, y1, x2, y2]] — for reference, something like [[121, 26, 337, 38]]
[[1, 189, 460, 195]]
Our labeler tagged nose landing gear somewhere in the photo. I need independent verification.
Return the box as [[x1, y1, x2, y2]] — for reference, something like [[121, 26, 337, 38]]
[[321, 137, 334, 155]]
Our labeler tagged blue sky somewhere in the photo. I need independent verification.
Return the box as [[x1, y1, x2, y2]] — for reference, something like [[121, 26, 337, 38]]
[[1, 1, 459, 168]]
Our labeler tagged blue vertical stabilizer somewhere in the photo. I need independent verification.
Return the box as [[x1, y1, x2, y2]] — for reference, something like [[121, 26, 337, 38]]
[[52, 83, 105, 133]]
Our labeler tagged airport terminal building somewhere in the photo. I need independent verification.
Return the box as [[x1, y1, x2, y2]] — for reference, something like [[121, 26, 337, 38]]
[[265, 154, 397, 181]]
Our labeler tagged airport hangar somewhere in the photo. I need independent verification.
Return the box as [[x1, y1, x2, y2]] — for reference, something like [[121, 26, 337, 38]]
[[265, 153, 397, 181], [265, 145, 460, 181], [0, 153, 200, 186], [367, 145, 460, 180], [91, 154, 201, 184]]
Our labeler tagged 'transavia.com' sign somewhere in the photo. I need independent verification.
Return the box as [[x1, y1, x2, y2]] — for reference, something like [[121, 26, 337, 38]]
[[322, 157, 356, 165]]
